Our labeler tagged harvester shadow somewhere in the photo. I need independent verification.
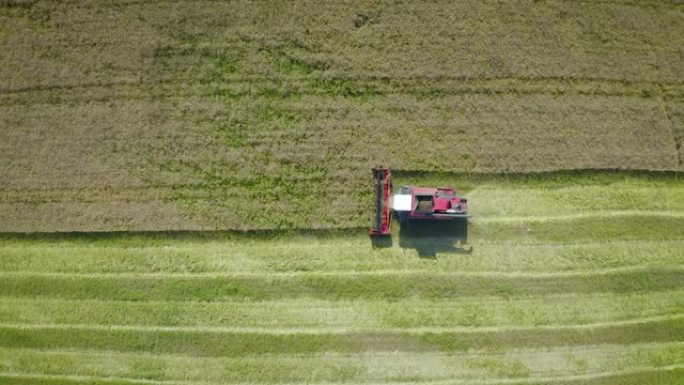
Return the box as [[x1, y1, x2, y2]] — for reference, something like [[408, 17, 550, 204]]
[[370, 235, 393, 249], [398, 219, 470, 258]]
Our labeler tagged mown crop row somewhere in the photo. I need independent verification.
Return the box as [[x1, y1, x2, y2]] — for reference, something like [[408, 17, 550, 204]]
[[1, 266, 681, 301], [1, 238, 682, 274], [2, 318, 683, 356], [1, 291, 682, 329], [0, 343, 683, 384]]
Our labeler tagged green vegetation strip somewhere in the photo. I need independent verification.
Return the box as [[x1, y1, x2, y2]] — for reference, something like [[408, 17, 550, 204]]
[[1, 239, 680, 274], [1, 238, 682, 275], [0, 374, 161, 385], [0, 343, 682, 384], [0, 290, 682, 329], [469, 215, 684, 244], [0, 318, 681, 356], [523, 367, 684, 385], [1, 369, 683, 385], [1, 369, 684, 385], [0, 267, 681, 301]]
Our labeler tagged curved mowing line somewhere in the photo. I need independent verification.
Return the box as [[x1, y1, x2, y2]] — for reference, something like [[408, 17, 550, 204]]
[[0, 313, 681, 335], [474, 210, 684, 223], [1, 364, 683, 385], [8, 340, 684, 359], [1, 264, 680, 279]]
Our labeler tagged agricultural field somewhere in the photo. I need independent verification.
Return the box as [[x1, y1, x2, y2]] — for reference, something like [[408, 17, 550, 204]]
[[1, 0, 683, 230], [0, 173, 683, 384], [1, 0, 683, 383]]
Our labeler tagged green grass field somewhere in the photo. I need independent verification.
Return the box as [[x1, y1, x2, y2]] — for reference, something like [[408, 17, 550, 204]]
[[0, 174, 682, 384]]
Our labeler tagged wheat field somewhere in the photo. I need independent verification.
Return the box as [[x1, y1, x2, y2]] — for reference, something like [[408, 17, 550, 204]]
[[1, 0, 682, 230]]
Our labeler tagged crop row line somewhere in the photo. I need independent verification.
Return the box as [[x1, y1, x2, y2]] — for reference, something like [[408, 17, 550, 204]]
[[4, 238, 679, 248], [10, 85, 684, 101], [1, 314, 682, 335], [1, 136, 677, 146], [9, 340, 684, 359], [4, 72, 684, 90], [1, 264, 680, 279], [1, 268, 679, 300], [0, 232, 684, 248], [1, 74, 681, 96], [3, 287, 682, 306], [3, 88, 683, 108], [3, 89, 679, 109], [0, 238, 680, 248], [2, 318, 680, 356], [36, 0, 684, 11]]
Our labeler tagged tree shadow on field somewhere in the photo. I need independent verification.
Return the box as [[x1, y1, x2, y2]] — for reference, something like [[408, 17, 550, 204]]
[[398, 219, 470, 258]]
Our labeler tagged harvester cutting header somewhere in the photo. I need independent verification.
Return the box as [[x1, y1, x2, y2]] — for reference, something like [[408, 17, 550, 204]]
[[370, 167, 470, 238]]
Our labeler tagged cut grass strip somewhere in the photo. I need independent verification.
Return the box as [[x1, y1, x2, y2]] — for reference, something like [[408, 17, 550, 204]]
[[0, 343, 682, 383], [0, 290, 682, 329], [0, 314, 681, 334], [0, 373, 170, 385], [0, 318, 681, 356], [469, 215, 684, 244], [1, 239, 683, 274], [521, 367, 684, 385], [1, 264, 676, 278], [1, 367, 683, 385], [0, 369, 683, 385], [0, 267, 681, 301]]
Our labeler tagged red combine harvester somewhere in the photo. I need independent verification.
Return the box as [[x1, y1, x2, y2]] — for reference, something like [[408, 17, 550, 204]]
[[370, 167, 470, 238]]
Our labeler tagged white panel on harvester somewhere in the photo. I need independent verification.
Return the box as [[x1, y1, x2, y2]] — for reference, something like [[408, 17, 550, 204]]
[[391, 194, 413, 212]]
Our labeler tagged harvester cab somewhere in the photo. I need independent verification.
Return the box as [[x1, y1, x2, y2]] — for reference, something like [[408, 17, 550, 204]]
[[392, 186, 469, 225]]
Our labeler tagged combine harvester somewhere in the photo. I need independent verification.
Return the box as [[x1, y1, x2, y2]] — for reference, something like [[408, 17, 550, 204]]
[[370, 166, 471, 254]]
